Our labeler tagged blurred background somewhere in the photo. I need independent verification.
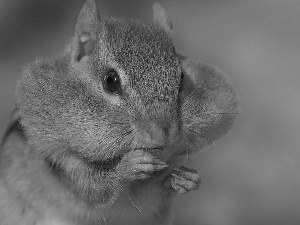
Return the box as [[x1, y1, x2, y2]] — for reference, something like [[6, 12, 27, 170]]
[[1, 0, 300, 224]]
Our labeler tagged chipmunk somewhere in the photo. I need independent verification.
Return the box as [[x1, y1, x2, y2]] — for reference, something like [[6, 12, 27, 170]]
[[0, 0, 239, 224]]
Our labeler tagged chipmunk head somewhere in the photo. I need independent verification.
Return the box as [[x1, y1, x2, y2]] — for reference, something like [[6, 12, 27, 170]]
[[17, 0, 184, 165]]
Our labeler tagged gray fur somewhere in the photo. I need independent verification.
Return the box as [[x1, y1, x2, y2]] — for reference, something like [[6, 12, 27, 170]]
[[0, 0, 239, 224]]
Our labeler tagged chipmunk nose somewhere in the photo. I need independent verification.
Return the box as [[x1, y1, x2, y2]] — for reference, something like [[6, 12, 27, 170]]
[[133, 121, 178, 148], [148, 122, 167, 145]]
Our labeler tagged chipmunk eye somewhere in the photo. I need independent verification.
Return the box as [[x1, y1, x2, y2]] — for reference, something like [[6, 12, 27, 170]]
[[104, 69, 122, 95]]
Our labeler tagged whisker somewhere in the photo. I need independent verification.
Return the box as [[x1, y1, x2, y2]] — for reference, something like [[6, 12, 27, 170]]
[[208, 112, 239, 115], [182, 129, 202, 159], [105, 173, 142, 213], [102, 214, 107, 225], [184, 127, 226, 158], [157, 207, 164, 223], [183, 129, 198, 151], [200, 134, 226, 158], [126, 192, 142, 213]]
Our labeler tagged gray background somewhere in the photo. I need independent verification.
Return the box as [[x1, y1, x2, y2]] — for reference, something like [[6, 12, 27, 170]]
[[1, 0, 300, 224]]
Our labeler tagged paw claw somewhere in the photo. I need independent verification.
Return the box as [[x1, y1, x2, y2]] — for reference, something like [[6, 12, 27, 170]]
[[165, 167, 201, 195], [171, 183, 188, 195]]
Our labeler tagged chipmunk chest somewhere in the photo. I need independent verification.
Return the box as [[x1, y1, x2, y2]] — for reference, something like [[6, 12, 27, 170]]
[[106, 182, 168, 223]]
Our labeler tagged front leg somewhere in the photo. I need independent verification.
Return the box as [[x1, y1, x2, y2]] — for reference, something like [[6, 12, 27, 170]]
[[164, 166, 201, 195]]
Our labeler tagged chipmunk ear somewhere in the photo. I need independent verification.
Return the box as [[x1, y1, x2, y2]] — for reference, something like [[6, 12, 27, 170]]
[[153, 2, 173, 37], [72, 0, 101, 62]]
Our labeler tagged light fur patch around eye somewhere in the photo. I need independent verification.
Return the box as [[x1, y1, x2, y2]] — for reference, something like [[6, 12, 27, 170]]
[[109, 62, 128, 87], [100, 56, 129, 106], [95, 43, 129, 105]]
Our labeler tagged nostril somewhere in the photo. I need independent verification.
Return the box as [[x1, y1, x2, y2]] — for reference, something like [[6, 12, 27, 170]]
[[162, 126, 170, 137]]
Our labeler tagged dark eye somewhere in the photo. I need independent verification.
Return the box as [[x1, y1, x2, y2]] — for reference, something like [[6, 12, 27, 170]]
[[103, 69, 122, 94]]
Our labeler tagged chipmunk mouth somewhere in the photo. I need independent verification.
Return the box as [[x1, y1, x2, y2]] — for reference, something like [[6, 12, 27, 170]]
[[90, 155, 123, 172], [133, 147, 164, 151], [89, 147, 164, 171]]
